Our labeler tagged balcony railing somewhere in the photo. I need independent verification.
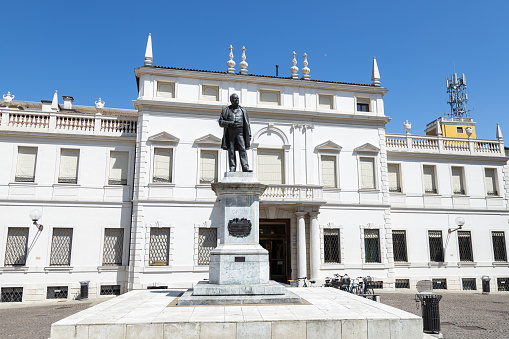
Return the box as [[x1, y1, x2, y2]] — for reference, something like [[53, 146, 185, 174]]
[[260, 184, 323, 202], [386, 133, 505, 157], [0, 110, 137, 137]]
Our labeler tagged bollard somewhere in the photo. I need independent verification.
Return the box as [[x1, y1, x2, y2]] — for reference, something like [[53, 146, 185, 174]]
[[80, 281, 90, 300], [416, 294, 442, 334], [482, 276, 491, 295]]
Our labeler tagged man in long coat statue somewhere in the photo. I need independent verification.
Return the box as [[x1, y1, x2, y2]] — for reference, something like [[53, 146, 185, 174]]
[[218, 93, 252, 172]]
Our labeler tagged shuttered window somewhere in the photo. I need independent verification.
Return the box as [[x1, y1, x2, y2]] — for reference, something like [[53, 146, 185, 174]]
[[108, 151, 129, 185], [153, 148, 172, 183], [257, 149, 284, 184], [58, 149, 79, 184], [451, 167, 465, 195], [388, 164, 401, 192], [15, 147, 37, 182], [485, 168, 498, 196], [321, 156, 337, 188], [423, 165, 437, 194], [200, 150, 218, 184], [50, 228, 73, 266], [360, 157, 375, 189]]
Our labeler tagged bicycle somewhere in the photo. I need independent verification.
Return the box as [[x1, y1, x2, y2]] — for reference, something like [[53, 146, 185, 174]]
[[296, 277, 316, 287]]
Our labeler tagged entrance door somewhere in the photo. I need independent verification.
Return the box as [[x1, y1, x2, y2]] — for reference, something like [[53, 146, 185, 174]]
[[259, 222, 289, 283]]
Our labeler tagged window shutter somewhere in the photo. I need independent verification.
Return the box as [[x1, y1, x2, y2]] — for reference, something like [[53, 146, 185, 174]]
[[360, 157, 375, 189], [15, 147, 37, 182], [485, 168, 497, 195], [388, 164, 400, 192], [153, 149, 172, 183], [200, 151, 217, 183], [321, 156, 336, 187], [109, 151, 129, 185], [423, 166, 436, 193], [58, 149, 79, 183], [451, 167, 464, 194], [257, 149, 284, 184]]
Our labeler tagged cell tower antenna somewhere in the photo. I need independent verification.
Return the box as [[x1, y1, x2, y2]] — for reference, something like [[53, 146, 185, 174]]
[[446, 72, 469, 117]]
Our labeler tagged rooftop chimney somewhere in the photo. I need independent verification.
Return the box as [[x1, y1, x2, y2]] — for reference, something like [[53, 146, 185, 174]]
[[62, 96, 74, 110]]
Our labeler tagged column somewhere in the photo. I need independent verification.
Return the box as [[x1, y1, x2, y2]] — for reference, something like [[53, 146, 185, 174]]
[[309, 212, 320, 280], [295, 212, 307, 279]]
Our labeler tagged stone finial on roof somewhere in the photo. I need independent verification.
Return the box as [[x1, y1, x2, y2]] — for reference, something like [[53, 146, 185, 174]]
[[302, 53, 310, 80], [95, 98, 105, 114], [403, 120, 411, 134], [227, 45, 236, 74], [290, 51, 299, 79], [145, 33, 153, 67], [497, 123, 503, 139], [371, 56, 381, 86], [3, 91, 14, 106], [239, 46, 248, 75], [51, 90, 59, 111]]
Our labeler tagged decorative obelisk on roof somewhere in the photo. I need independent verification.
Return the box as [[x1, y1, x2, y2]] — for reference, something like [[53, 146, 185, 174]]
[[371, 57, 381, 86], [51, 90, 59, 111], [497, 123, 503, 140], [227, 45, 236, 74], [290, 51, 299, 79], [302, 53, 310, 80], [144, 33, 153, 67], [239, 46, 248, 75]]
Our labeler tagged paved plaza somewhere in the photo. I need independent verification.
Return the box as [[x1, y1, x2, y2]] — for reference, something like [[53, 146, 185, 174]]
[[0, 291, 508, 338]]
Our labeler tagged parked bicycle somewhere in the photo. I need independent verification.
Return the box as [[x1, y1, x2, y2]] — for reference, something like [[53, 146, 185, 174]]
[[297, 276, 316, 287]]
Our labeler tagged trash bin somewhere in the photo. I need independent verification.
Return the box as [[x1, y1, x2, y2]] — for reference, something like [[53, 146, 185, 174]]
[[482, 276, 491, 295], [80, 281, 90, 300], [416, 294, 442, 334]]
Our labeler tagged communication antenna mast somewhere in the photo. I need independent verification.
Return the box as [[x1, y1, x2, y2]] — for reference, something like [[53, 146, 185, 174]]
[[446, 73, 469, 117]]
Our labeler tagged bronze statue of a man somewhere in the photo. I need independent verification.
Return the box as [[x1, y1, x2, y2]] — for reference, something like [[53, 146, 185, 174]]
[[218, 93, 252, 172]]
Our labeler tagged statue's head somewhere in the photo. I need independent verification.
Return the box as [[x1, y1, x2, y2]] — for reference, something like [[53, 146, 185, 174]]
[[230, 93, 239, 106]]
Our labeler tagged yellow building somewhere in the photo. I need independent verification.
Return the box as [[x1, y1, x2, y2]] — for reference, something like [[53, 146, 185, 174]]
[[425, 116, 476, 139]]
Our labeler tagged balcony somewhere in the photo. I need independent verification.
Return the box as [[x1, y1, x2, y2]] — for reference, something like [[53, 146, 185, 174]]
[[386, 133, 505, 157], [260, 184, 324, 204]]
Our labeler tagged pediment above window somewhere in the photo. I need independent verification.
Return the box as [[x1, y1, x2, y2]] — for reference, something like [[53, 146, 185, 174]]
[[315, 140, 343, 152], [194, 134, 222, 146], [148, 132, 180, 144], [354, 143, 380, 153]]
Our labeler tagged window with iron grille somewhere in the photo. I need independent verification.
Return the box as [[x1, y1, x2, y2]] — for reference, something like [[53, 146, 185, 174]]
[[198, 228, 217, 265], [4, 227, 29, 266], [492, 231, 507, 262], [395, 279, 410, 289], [432, 278, 447, 289], [1, 287, 23, 302], [392, 230, 407, 262], [323, 229, 341, 264], [462, 278, 477, 291], [100, 285, 121, 296], [47, 286, 68, 299], [428, 230, 444, 262], [388, 164, 401, 192], [364, 229, 381, 263], [371, 281, 384, 289], [497, 278, 509, 292], [458, 231, 473, 262], [50, 228, 73, 266], [149, 228, 170, 266], [102, 228, 124, 266]]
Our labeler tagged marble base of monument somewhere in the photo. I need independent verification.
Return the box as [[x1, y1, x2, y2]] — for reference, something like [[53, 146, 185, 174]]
[[177, 287, 301, 306], [192, 280, 286, 296]]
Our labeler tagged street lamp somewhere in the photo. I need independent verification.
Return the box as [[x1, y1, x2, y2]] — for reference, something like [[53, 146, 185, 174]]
[[29, 209, 43, 231], [448, 216, 465, 234]]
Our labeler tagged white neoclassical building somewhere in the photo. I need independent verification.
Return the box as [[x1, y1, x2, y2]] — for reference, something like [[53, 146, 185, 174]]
[[1, 37, 508, 303]]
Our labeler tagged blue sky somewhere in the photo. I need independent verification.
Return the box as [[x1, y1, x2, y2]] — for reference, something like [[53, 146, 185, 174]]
[[1, 0, 508, 139]]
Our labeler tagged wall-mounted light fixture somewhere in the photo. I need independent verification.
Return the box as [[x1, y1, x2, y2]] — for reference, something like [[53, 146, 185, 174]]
[[29, 209, 43, 231], [448, 216, 465, 234]]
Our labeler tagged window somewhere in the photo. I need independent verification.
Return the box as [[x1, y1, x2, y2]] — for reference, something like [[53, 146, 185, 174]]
[[388, 164, 401, 192], [149, 228, 170, 266], [202, 85, 219, 101], [153, 148, 172, 183], [4, 227, 29, 266], [356, 97, 370, 112], [492, 231, 507, 262], [323, 229, 341, 264], [428, 230, 444, 262], [15, 146, 37, 182], [198, 228, 217, 265], [50, 228, 73, 266], [458, 231, 473, 262], [1, 287, 23, 303], [485, 168, 498, 196], [497, 278, 509, 291], [47, 286, 68, 299], [364, 229, 381, 263], [451, 167, 465, 195], [432, 278, 447, 290], [58, 149, 79, 184], [321, 156, 337, 188], [462, 278, 476, 291], [257, 149, 284, 184], [456, 126, 464, 134], [423, 165, 437, 194], [259, 90, 280, 105], [200, 150, 218, 184], [156, 81, 175, 98], [395, 279, 410, 289], [100, 285, 121, 296], [360, 157, 375, 189], [102, 229, 124, 266], [109, 151, 129, 185], [319, 94, 333, 110], [392, 230, 408, 262]]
